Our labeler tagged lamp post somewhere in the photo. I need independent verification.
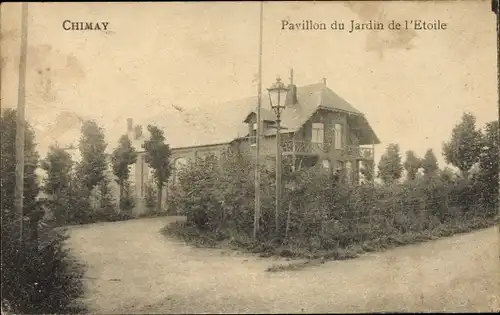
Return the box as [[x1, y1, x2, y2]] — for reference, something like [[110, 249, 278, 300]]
[[267, 77, 288, 234]]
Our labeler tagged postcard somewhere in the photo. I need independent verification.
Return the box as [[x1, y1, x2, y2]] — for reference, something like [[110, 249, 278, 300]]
[[1, 1, 498, 314]]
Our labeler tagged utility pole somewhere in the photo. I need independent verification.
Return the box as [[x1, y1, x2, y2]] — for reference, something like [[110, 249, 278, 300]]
[[492, 0, 500, 257], [253, 1, 264, 240], [0, 5, 3, 100], [15, 2, 29, 246]]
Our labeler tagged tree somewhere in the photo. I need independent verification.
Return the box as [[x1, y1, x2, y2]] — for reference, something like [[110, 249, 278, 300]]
[[144, 125, 172, 213], [422, 149, 439, 177], [1, 108, 40, 244], [360, 149, 375, 183], [111, 135, 137, 212], [477, 121, 499, 212], [76, 120, 108, 195], [439, 166, 456, 182], [403, 150, 421, 181], [360, 159, 375, 183], [41, 146, 73, 224], [442, 112, 482, 178], [0, 109, 40, 228], [144, 182, 157, 213], [96, 176, 117, 220], [377, 143, 403, 185], [1, 109, 85, 314]]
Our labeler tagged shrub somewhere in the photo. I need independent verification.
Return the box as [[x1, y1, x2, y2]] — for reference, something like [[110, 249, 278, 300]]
[[119, 181, 136, 216], [1, 227, 86, 314], [167, 147, 497, 259], [144, 183, 157, 213], [1, 109, 86, 313]]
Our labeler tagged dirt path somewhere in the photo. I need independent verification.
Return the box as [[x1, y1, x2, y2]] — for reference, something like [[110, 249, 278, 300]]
[[66, 216, 499, 314]]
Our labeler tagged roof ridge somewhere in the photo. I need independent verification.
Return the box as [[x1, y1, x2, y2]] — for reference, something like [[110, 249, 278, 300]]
[[319, 85, 363, 114], [212, 83, 326, 106]]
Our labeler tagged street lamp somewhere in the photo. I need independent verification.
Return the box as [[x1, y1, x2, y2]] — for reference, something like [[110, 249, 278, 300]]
[[267, 77, 288, 234]]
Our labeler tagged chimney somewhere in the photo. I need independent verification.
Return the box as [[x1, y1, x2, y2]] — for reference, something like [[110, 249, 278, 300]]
[[322, 77, 327, 85], [285, 68, 297, 106], [134, 125, 143, 140]]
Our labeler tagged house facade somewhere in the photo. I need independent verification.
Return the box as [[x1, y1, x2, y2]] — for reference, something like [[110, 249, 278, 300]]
[[126, 76, 380, 214]]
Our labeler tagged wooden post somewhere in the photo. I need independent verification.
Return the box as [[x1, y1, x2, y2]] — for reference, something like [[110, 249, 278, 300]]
[[286, 139, 295, 241], [286, 192, 292, 240], [15, 2, 29, 246]]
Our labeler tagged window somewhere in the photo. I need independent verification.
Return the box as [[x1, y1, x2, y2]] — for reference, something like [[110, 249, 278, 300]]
[[250, 123, 257, 146], [334, 123, 343, 149], [322, 159, 330, 170], [311, 123, 324, 144]]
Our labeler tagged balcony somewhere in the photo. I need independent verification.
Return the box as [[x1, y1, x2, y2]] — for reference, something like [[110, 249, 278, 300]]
[[281, 140, 374, 160], [248, 137, 374, 160], [342, 145, 374, 160], [280, 140, 330, 154]]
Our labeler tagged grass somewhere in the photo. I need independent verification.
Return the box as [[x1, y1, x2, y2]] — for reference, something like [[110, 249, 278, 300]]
[[163, 214, 497, 272]]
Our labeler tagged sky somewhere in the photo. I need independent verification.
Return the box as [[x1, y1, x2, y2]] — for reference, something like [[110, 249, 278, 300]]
[[1, 1, 498, 170]]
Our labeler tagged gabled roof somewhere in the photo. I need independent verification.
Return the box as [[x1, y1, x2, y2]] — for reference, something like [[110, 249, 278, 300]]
[[242, 83, 379, 145], [147, 83, 379, 149]]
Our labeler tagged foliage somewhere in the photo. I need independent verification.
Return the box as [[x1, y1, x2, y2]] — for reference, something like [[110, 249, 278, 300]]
[[162, 111, 496, 264], [477, 120, 499, 212], [403, 150, 421, 181], [66, 174, 92, 224], [76, 120, 108, 194], [41, 146, 73, 224], [119, 181, 136, 214], [93, 177, 117, 221], [1, 229, 87, 314], [422, 149, 439, 177], [167, 148, 495, 259], [143, 125, 172, 212], [41, 146, 73, 196], [377, 143, 403, 185], [439, 166, 456, 182], [442, 112, 482, 177], [69, 120, 129, 224], [0, 109, 86, 314], [167, 147, 496, 258], [0, 109, 40, 217], [165, 110, 497, 260], [144, 182, 157, 213], [111, 134, 137, 211], [359, 151, 375, 182]]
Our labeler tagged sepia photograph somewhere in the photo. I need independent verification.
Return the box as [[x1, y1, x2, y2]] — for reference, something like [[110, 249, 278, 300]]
[[1, 1, 499, 313]]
